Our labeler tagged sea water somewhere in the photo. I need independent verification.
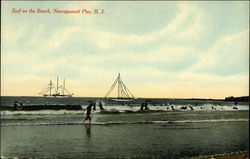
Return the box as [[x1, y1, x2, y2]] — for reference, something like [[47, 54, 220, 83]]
[[1, 122, 249, 158], [0, 96, 249, 158]]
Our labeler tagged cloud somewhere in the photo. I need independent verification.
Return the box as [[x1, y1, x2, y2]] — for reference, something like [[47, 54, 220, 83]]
[[44, 26, 81, 51], [83, 2, 204, 48], [26, 25, 45, 47], [98, 45, 197, 72], [192, 29, 249, 76], [1, 24, 26, 44]]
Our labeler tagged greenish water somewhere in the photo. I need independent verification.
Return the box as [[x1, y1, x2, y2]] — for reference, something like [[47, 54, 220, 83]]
[[1, 111, 249, 126], [95, 111, 249, 123], [1, 121, 248, 158], [1, 100, 249, 159]]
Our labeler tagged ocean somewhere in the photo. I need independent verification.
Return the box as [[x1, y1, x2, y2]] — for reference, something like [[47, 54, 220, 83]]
[[0, 96, 249, 158]]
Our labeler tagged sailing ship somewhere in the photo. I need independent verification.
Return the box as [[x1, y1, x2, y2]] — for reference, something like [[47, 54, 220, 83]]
[[39, 77, 73, 98], [105, 73, 135, 101]]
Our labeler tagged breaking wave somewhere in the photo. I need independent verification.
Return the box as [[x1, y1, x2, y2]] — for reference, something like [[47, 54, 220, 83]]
[[1, 104, 248, 115]]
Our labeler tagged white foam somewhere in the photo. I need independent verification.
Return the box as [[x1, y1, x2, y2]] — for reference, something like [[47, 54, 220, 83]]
[[1, 104, 248, 115], [0, 110, 85, 115]]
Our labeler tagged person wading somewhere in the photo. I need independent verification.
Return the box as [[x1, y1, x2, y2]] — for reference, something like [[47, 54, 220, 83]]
[[99, 102, 105, 110], [84, 102, 93, 123]]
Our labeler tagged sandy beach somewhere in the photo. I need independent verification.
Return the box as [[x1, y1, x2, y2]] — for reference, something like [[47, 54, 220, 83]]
[[197, 151, 248, 159]]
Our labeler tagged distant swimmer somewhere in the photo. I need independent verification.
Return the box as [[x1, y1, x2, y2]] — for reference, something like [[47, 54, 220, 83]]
[[144, 101, 149, 110], [140, 102, 144, 110], [93, 102, 96, 111], [13, 101, 23, 110], [140, 101, 149, 110], [171, 106, 175, 110], [189, 106, 194, 110], [17, 103, 23, 110], [180, 106, 187, 110], [84, 102, 93, 123], [99, 102, 104, 110], [13, 101, 18, 110]]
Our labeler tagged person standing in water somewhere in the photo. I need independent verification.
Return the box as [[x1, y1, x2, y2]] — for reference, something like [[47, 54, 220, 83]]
[[99, 101, 105, 110], [144, 101, 149, 110], [84, 102, 93, 123], [140, 102, 145, 110], [93, 102, 96, 111]]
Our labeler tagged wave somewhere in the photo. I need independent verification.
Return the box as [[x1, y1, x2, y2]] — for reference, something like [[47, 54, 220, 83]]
[[1, 119, 248, 126], [1, 105, 249, 115], [0, 104, 83, 111], [1, 110, 85, 115]]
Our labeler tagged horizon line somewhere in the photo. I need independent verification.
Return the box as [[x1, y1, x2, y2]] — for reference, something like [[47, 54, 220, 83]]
[[1, 95, 249, 100]]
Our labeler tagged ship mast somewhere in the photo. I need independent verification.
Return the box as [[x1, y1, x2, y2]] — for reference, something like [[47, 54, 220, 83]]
[[39, 77, 73, 97], [56, 77, 59, 95], [105, 73, 134, 99], [118, 73, 121, 98], [62, 79, 65, 95], [49, 79, 52, 95]]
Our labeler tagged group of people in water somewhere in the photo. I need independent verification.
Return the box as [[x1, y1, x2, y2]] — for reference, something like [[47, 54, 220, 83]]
[[84, 101, 151, 123], [13, 100, 241, 124], [140, 101, 149, 110]]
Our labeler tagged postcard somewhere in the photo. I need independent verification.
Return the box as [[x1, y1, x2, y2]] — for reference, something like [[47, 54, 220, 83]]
[[1, 1, 249, 158]]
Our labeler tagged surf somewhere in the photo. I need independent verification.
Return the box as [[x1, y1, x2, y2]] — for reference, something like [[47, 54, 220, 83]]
[[1, 118, 248, 126]]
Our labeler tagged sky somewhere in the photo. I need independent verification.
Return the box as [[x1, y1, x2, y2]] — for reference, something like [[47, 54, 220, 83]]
[[1, 1, 249, 99]]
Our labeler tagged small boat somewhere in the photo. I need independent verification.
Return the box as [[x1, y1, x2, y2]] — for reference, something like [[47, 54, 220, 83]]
[[111, 98, 134, 102], [39, 77, 73, 98], [105, 73, 135, 102]]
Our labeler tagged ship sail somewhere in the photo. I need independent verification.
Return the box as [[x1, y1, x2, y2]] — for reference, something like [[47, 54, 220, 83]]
[[105, 73, 134, 101], [39, 77, 73, 98]]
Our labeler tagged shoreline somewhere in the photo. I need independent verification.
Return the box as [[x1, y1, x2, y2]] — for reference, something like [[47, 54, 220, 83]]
[[196, 151, 249, 159]]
